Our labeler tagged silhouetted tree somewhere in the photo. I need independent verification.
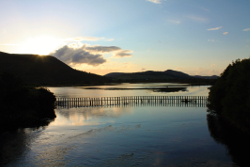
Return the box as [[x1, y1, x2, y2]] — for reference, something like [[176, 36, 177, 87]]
[[208, 58, 250, 133], [0, 72, 56, 131]]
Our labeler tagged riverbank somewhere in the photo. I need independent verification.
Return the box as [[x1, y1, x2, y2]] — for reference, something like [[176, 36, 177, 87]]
[[0, 73, 56, 132]]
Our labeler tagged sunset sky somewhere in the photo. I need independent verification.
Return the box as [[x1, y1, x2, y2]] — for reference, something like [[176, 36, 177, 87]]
[[0, 0, 249, 76]]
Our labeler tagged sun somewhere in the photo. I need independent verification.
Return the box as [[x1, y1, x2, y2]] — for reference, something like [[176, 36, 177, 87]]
[[18, 36, 63, 55]]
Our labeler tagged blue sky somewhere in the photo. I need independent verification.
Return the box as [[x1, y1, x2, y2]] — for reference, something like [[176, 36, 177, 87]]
[[0, 0, 249, 75]]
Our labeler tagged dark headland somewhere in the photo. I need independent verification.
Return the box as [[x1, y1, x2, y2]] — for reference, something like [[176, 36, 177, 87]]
[[0, 51, 110, 86]]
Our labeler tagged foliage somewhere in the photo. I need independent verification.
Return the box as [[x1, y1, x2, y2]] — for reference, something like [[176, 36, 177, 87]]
[[0, 72, 56, 131], [208, 58, 250, 133]]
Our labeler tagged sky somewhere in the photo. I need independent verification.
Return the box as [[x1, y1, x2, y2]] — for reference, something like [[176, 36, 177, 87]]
[[0, 0, 249, 76]]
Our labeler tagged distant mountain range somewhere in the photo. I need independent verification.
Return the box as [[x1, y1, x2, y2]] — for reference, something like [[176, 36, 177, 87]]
[[104, 70, 219, 81], [0, 51, 218, 86], [0, 52, 109, 86]]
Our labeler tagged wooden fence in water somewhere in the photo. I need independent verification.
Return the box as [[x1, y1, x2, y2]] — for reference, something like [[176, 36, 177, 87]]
[[56, 96, 208, 108]]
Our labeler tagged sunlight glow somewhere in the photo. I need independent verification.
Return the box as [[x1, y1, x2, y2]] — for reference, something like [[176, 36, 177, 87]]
[[18, 36, 64, 55]]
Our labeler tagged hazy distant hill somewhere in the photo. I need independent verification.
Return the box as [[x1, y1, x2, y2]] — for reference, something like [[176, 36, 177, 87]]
[[104, 70, 218, 81], [0, 52, 109, 86]]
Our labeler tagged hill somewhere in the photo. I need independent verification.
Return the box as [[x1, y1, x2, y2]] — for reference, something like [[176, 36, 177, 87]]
[[104, 70, 218, 81], [0, 52, 109, 86]]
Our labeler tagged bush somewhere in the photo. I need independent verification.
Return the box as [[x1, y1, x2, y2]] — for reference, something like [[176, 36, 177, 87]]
[[208, 58, 250, 133], [0, 72, 56, 131]]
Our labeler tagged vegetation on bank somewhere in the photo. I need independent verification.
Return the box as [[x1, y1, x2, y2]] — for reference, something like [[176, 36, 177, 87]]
[[0, 72, 56, 131], [207, 58, 250, 133]]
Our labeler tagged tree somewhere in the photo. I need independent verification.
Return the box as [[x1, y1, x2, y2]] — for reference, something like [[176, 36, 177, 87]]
[[208, 58, 250, 133]]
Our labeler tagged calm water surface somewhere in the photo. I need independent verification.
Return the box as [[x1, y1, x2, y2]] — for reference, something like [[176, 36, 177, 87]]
[[48, 83, 210, 97], [0, 84, 241, 166]]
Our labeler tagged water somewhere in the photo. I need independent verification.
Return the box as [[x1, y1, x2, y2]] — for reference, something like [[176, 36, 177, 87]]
[[0, 84, 243, 166], [48, 83, 210, 97]]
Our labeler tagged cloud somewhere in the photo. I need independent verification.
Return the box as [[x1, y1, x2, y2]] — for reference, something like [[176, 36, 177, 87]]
[[186, 15, 208, 23], [85, 45, 133, 58], [115, 50, 133, 58], [242, 28, 250, 32], [52, 43, 133, 66], [223, 32, 228, 35], [207, 26, 222, 31], [208, 39, 215, 42], [147, 0, 162, 4], [141, 68, 146, 71], [52, 45, 106, 66], [86, 46, 121, 53], [211, 64, 215, 67]]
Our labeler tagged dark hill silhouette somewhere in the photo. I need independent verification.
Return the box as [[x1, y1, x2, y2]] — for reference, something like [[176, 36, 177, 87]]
[[104, 70, 218, 81], [164, 69, 191, 78], [0, 51, 109, 85]]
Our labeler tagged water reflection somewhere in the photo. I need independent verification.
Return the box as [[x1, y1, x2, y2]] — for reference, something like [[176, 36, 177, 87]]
[[206, 113, 250, 167], [50, 107, 134, 126], [0, 117, 55, 166], [0, 127, 47, 166], [1, 106, 236, 167]]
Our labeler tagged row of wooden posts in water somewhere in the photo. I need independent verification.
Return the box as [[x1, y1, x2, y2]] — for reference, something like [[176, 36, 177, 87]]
[[56, 96, 208, 108]]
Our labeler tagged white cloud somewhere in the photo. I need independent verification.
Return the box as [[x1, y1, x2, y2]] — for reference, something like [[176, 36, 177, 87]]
[[186, 15, 209, 23], [223, 32, 228, 35], [242, 28, 250, 32], [147, 0, 162, 4], [207, 26, 222, 31]]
